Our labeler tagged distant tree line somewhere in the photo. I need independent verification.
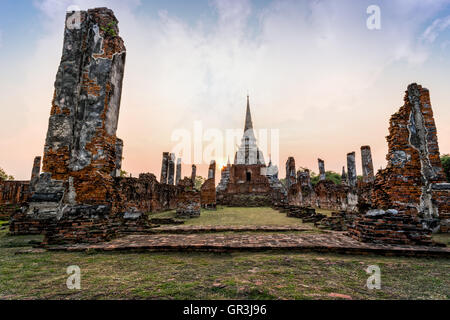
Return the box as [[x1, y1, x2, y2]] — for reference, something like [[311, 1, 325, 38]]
[[0, 167, 14, 181]]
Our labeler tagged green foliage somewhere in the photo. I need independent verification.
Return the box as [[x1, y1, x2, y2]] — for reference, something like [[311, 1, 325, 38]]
[[441, 154, 450, 182], [0, 167, 14, 181], [101, 21, 117, 37], [120, 170, 128, 178], [195, 176, 206, 189], [310, 171, 342, 186]]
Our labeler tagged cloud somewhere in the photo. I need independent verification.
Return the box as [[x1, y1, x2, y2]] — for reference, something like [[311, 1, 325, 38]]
[[421, 15, 450, 43]]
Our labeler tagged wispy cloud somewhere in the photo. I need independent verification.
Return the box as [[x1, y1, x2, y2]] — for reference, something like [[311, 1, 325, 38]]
[[421, 15, 450, 43]]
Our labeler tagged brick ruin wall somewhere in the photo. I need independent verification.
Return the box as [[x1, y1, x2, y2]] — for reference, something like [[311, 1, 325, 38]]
[[201, 161, 217, 209], [216, 164, 274, 207], [349, 84, 450, 244], [0, 181, 30, 220], [371, 84, 449, 231], [176, 178, 201, 218], [9, 8, 161, 244]]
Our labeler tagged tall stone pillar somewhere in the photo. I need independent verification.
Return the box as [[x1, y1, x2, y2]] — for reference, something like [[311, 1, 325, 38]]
[[112, 138, 123, 177], [286, 157, 296, 189], [160, 152, 169, 184], [30, 156, 42, 190], [341, 166, 348, 185], [168, 153, 175, 185], [361, 146, 374, 183], [347, 152, 357, 188], [33, 7, 126, 206], [176, 158, 182, 185], [201, 160, 217, 209], [208, 160, 216, 180], [191, 165, 197, 185], [318, 159, 326, 181]]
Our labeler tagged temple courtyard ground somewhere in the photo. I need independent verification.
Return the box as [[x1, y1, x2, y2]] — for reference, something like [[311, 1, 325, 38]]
[[0, 207, 449, 300]]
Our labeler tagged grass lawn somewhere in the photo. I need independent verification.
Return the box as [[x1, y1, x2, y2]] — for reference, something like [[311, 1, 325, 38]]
[[150, 206, 307, 226], [0, 228, 449, 300]]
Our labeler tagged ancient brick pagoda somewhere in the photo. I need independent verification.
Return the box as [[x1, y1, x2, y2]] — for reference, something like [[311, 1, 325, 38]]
[[216, 96, 286, 207]]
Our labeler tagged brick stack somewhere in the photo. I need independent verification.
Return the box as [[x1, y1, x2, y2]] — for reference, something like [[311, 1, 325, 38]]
[[348, 211, 433, 246], [315, 211, 356, 231], [201, 161, 217, 210], [0, 181, 30, 220], [176, 178, 201, 218]]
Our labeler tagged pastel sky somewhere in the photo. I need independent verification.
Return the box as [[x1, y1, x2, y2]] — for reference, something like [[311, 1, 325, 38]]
[[1, 0, 450, 181]]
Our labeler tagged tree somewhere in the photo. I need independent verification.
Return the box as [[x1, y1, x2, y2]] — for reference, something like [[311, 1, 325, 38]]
[[441, 154, 450, 182], [194, 176, 206, 189], [0, 167, 14, 181], [310, 171, 342, 186]]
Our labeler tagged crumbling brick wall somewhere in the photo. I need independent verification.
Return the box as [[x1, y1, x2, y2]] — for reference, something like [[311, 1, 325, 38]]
[[372, 84, 447, 229], [201, 161, 217, 209], [10, 8, 158, 244], [41, 7, 126, 208], [0, 181, 30, 220], [176, 178, 201, 218], [313, 180, 349, 211]]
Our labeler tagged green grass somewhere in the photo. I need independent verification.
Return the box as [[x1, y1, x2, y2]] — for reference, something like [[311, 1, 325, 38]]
[[151, 206, 306, 226], [0, 229, 448, 300]]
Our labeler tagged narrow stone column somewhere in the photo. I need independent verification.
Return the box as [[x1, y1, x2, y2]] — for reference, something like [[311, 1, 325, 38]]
[[286, 157, 296, 188], [191, 164, 197, 184], [168, 153, 175, 185], [361, 146, 374, 183], [318, 159, 326, 181], [341, 166, 348, 185], [160, 152, 169, 184], [30, 156, 42, 190], [208, 160, 216, 180], [347, 152, 357, 188], [112, 138, 123, 177], [176, 158, 182, 185]]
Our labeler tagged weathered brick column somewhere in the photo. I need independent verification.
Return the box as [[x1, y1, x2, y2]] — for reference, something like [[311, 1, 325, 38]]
[[41, 8, 126, 205], [285, 157, 296, 189], [373, 84, 447, 225], [361, 146, 374, 183], [168, 153, 175, 185], [318, 159, 326, 181], [160, 152, 169, 184], [176, 158, 182, 185], [347, 152, 357, 188], [341, 166, 348, 186], [191, 165, 197, 186], [30, 156, 41, 190], [112, 138, 123, 178], [201, 160, 217, 209]]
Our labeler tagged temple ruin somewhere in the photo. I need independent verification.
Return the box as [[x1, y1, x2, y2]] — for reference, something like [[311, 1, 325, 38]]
[[216, 96, 285, 207], [0, 8, 448, 248]]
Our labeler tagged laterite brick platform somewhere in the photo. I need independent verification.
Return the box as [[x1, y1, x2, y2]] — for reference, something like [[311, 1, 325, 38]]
[[47, 232, 450, 258], [151, 225, 312, 234]]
